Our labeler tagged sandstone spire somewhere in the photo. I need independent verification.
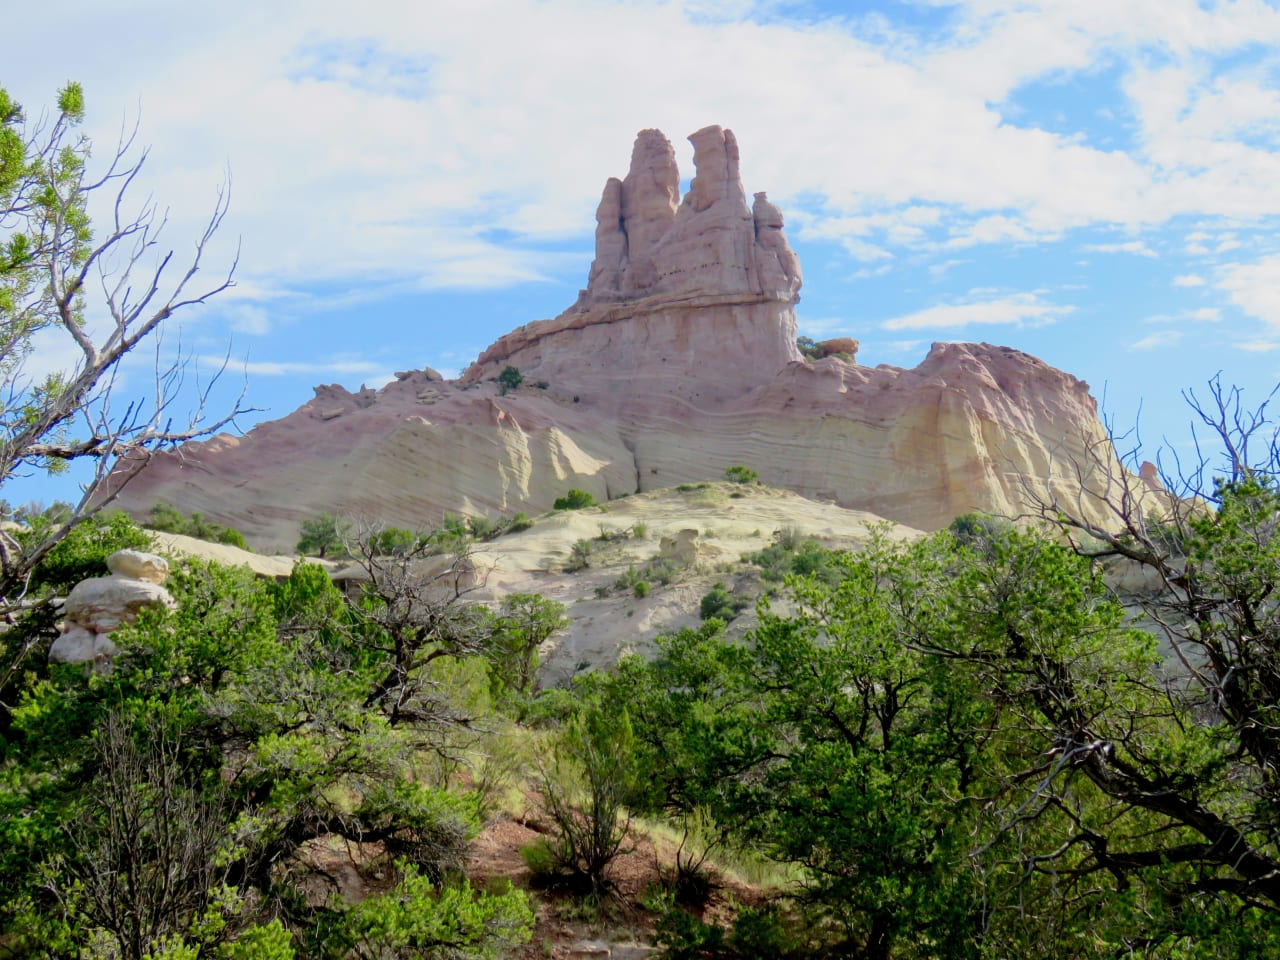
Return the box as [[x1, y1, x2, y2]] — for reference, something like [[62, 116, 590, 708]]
[[575, 125, 801, 310]]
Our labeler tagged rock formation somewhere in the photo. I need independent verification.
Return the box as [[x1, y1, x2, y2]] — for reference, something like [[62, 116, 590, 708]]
[[49, 549, 176, 667], [101, 125, 1126, 547]]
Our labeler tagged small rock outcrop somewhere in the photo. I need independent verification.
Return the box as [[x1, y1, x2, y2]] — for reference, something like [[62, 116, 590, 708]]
[[49, 550, 176, 667]]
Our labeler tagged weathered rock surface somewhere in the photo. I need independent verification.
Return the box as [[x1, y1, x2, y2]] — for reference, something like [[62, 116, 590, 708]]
[[107, 549, 169, 584], [103, 125, 1126, 548], [49, 549, 177, 667]]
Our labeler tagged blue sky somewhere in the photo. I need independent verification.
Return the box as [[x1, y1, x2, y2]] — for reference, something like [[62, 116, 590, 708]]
[[8, 0, 1280, 506]]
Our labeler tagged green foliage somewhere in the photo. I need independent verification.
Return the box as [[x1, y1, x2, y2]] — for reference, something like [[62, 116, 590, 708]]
[[746, 527, 839, 586], [633, 580, 650, 598], [565, 538, 594, 572], [653, 895, 800, 960], [144, 503, 248, 549], [553, 488, 596, 511], [0, 83, 239, 619], [795, 335, 823, 360], [496, 365, 524, 396], [466, 514, 495, 539], [368, 526, 421, 557], [947, 510, 1014, 552], [22, 509, 152, 593], [343, 864, 532, 959], [795, 336, 850, 362], [499, 512, 534, 536], [0, 551, 504, 955], [723, 464, 758, 484], [698, 583, 748, 622], [295, 512, 350, 558], [534, 702, 637, 895], [486, 593, 567, 707], [605, 527, 1222, 956]]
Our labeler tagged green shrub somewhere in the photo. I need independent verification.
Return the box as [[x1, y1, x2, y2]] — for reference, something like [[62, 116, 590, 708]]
[[553, 489, 596, 511], [644, 557, 683, 586], [566, 539, 594, 572], [796, 335, 824, 361], [700, 584, 748, 622], [369, 527, 420, 556], [25, 510, 152, 593], [519, 839, 560, 880], [634, 581, 650, 599], [948, 512, 1015, 555], [467, 515, 496, 539], [502, 512, 534, 536], [723, 465, 759, 485], [144, 503, 248, 549], [497, 365, 524, 395], [632, 521, 648, 539], [296, 512, 350, 558]]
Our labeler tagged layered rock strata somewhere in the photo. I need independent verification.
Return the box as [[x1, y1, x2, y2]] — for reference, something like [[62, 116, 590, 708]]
[[104, 125, 1123, 547]]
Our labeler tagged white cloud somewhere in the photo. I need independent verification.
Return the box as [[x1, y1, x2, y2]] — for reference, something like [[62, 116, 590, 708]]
[[796, 316, 856, 337], [201, 356, 384, 378], [6, 0, 1280, 313], [1218, 254, 1280, 330], [1084, 241, 1158, 258], [228, 306, 273, 336], [880, 291, 1073, 331], [1173, 274, 1206, 287], [1132, 330, 1184, 350], [1236, 340, 1280, 352]]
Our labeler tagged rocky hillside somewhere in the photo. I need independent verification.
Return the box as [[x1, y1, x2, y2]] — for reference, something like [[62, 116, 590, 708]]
[[105, 125, 1130, 548]]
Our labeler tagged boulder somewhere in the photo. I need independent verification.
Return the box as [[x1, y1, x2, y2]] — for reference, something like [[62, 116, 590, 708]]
[[106, 548, 169, 584], [49, 549, 177, 667]]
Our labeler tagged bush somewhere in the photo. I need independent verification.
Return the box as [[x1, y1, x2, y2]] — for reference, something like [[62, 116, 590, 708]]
[[467, 515, 496, 539], [143, 503, 248, 549], [519, 839, 560, 879], [566, 539, 594, 572], [24, 510, 152, 593], [644, 557, 683, 587], [796, 335, 824, 361], [495, 512, 534, 537], [723, 465, 759, 485], [553, 489, 596, 511], [948, 511, 1014, 554], [700, 584, 748, 622], [634, 580, 650, 599], [534, 705, 636, 895], [296, 512, 350, 558], [369, 527, 420, 556], [497, 365, 524, 395]]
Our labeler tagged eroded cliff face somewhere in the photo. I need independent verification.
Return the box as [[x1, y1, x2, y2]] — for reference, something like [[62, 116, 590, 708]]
[[105, 126, 1121, 548]]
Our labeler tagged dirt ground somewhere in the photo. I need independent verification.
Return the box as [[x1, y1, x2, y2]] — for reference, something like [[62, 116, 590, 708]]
[[466, 811, 764, 959]]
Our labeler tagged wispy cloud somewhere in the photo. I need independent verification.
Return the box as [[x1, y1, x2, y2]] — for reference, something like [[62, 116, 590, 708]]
[[1132, 331, 1184, 350], [880, 292, 1073, 331], [7, 0, 1279, 310], [1084, 241, 1158, 258], [1218, 254, 1280, 331], [199, 356, 385, 378], [1173, 274, 1205, 287]]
